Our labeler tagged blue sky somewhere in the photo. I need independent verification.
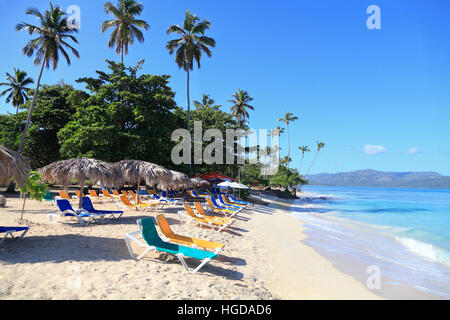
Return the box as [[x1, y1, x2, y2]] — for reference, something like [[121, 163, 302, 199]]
[[1, 0, 449, 175]]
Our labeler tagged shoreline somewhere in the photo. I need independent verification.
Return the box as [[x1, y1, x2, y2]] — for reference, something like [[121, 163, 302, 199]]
[[1, 192, 381, 299]]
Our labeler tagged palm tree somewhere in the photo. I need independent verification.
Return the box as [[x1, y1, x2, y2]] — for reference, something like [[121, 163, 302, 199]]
[[101, 0, 149, 64], [166, 10, 215, 133], [278, 112, 298, 169], [193, 94, 221, 111], [280, 155, 292, 166], [304, 141, 325, 178], [0, 69, 34, 114], [298, 145, 311, 173], [15, 2, 79, 154], [228, 89, 254, 127]]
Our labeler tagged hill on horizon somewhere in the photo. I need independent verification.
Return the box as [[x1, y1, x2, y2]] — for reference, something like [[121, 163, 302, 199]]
[[306, 169, 450, 189]]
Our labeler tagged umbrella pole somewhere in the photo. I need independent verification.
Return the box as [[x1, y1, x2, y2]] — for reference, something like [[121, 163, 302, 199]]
[[78, 176, 85, 209], [136, 175, 141, 206]]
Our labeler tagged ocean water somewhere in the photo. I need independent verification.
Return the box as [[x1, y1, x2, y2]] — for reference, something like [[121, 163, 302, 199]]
[[291, 185, 450, 299]]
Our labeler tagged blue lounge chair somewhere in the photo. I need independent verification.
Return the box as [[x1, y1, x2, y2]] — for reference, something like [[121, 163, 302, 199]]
[[138, 190, 153, 200], [210, 197, 242, 212], [153, 193, 182, 205], [49, 199, 97, 226], [125, 218, 218, 274], [229, 194, 249, 205], [82, 197, 123, 220], [218, 196, 242, 209], [0, 226, 29, 244]]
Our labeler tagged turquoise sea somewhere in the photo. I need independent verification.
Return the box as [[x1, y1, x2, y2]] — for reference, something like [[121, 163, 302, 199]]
[[291, 185, 450, 299]]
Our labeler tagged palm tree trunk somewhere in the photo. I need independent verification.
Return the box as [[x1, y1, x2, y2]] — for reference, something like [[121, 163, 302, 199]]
[[287, 124, 290, 169], [121, 43, 124, 64], [186, 68, 190, 133], [299, 153, 304, 173], [17, 58, 45, 154], [304, 152, 319, 178]]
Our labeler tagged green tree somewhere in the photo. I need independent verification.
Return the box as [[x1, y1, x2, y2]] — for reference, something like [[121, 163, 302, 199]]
[[228, 89, 254, 127], [0, 68, 34, 114], [101, 0, 149, 64], [166, 10, 216, 133], [193, 94, 221, 111], [58, 60, 178, 166], [278, 112, 298, 169], [18, 171, 48, 221], [304, 141, 325, 178], [298, 145, 310, 173], [15, 2, 79, 154]]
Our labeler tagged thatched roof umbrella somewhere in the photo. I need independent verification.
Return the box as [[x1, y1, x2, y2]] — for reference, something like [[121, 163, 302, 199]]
[[159, 170, 194, 191], [191, 177, 210, 188], [39, 157, 124, 208], [0, 145, 31, 188], [114, 159, 173, 204]]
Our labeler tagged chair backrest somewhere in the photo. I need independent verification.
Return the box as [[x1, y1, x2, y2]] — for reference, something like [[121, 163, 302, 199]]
[[139, 190, 148, 196], [161, 191, 167, 198], [184, 204, 198, 219], [153, 194, 161, 200], [120, 195, 133, 206], [129, 190, 136, 197], [57, 199, 75, 213], [140, 218, 177, 250], [59, 191, 70, 200], [102, 189, 111, 197], [156, 214, 176, 238], [206, 197, 215, 208], [82, 197, 95, 212], [210, 197, 222, 208], [43, 190, 53, 200], [121, 190, 129, 196], [113, 190, 120, 196], [89, 190, 98, 197], [195, 202, 206, 215], [76, 190, 82, 198]]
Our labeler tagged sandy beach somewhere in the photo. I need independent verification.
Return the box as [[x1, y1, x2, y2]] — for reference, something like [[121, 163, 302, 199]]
[[0, 191, 382, 300]]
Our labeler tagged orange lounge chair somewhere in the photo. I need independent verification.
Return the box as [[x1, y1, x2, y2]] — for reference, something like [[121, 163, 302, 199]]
[[116, 195, 158, 212], [194, 202, 233, 222], [156, 214, 223, 252], [177, 204, 234, 232]]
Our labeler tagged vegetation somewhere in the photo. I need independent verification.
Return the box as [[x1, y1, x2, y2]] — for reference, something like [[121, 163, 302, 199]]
[[15, 2, 79, 154], [101, 0, 149, 64], [0, 69, 34, 114], [0, 2, 326, 196], [17, 171, 48, 221], [166, 10, 216, 132]]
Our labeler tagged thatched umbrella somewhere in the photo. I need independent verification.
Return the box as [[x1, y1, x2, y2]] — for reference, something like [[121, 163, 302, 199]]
[[114, 160, 173, 204], [191, 177, 210, 188], [39, 157, 124, 208], [0, 145, 31, 188], [159, 170, 194, 191]]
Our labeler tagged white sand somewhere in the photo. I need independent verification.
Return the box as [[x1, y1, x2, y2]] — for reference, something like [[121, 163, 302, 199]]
[[0, 193, 381, 300]]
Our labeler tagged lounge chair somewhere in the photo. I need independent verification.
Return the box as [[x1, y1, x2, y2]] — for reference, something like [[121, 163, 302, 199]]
[[217, 195, 244, 210], [155, 214, 223, 252], [59, 190, 76, 203], [206, 197, 241, 217], [0, 226, 29, 244], [89, 190, 106, 203], [48, 199, 97, 226], [138, 190, 153, 200], [116, 195, 158, 212], [125, 217, 218, 274], [82, 197, 123, 220], [220, 195, 247, 208], [194, 201, 237, 220], [101, 189, 117, 201], [229, 194, 249, 205], [177, 204, 235, 232], [112, 190, 121, 197], [210, 197, 242, 212], [153, 193, 182, 205], [43, 190, 55, 205]]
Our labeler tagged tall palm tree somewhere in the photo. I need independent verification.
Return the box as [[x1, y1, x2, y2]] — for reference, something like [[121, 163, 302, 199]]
[[228, 89, 254, 127], [16, 2, 80, 154], [278, 112, 298, 169], [166, 10, 215, 133], [304, 141, 325, 178], [193, 93, 221, 111], [298, 145, 311, 173], [0, 69, 34, 114], [101, 0, 149, 64]]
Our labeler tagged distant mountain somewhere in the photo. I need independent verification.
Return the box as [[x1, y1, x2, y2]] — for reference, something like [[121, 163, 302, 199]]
[[307, 169, 450, 189]]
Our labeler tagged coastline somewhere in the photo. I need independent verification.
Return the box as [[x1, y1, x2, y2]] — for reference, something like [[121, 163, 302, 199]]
[[0, 192, 381, 299]]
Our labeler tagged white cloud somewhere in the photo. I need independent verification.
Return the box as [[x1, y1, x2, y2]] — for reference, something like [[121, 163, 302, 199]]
[[408, 147, 419, 154], [363, 144, 387, 155]]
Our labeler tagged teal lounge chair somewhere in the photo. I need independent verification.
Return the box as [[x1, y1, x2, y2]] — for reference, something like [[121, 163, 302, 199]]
[[43, 190, 55, 205], [125, 218, 218, 274]]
